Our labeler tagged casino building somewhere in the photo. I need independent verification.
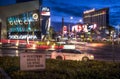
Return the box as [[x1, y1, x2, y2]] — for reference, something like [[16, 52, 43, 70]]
[[0, 0, 50, 40], [83, 8, 109, 39]]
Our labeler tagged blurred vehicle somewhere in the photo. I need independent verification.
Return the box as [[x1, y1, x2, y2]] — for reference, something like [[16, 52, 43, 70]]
[[1, 43, 12, 47], [51, 49, 94, 61], [17, 44, 26, 48], [56, 41, 66, 45], [114, 38, 120, 42], [102, 38, 111, 42]]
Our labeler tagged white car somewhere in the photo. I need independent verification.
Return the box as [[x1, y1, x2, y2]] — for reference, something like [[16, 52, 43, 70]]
[[51, 49, 94, 61]]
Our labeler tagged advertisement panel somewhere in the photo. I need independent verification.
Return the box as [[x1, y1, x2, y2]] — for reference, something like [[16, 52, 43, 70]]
[[41, 7, 50, 16], [72, 24, 97, 33], [7, 10, 41, 39], [41, 7, 51, 35]]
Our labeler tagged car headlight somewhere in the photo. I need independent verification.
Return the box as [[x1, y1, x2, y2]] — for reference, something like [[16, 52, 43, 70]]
[[32, 44, 36, 49], [90, 55, 94, 58]]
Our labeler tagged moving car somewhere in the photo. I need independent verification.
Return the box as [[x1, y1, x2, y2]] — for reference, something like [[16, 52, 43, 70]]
[[51, 49, 94, 61]]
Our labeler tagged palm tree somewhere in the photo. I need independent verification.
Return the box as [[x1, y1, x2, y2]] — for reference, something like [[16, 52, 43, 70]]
[[107, 25, 115, 37], [106, 25, 115, 43], [48, 26, 56, 40]]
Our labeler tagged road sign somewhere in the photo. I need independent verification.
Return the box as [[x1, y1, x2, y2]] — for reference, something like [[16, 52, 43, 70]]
[[20, 53, 45, 71]]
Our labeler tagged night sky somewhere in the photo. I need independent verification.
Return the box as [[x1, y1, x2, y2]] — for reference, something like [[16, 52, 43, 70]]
[[0, 0, 120, 31]]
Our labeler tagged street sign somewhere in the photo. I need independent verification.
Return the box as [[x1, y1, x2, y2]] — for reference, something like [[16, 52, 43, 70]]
[[20, 53, 45, 71]]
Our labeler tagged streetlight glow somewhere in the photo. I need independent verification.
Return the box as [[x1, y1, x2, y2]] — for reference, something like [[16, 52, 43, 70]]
[[70, 16, 73, 20]]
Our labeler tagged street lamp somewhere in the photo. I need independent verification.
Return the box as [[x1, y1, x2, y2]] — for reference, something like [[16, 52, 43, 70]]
[[69, 16, 73, 39], [70, 16, 73, 20], [111, 30, 115, 62], [79, 19, 83, 23]]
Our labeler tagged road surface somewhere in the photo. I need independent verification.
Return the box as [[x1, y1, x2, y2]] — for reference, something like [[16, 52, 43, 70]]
[[0, 43, 120, 61]]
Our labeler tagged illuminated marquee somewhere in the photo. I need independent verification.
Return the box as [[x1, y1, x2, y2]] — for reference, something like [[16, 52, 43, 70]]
[[84, 8, 95, 14], [41, 7, 50, 16], [7, 10, 40, 39], [32, 13, 39, 20], [9, 35, 37, 39], [8, 20, 29, 25], [7, 10, 39, 32], [72, 24, 97, 33]]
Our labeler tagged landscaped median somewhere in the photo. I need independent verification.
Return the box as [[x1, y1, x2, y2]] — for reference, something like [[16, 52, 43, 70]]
[[26, 41, 64, 50], [0, 56, 120, 79]]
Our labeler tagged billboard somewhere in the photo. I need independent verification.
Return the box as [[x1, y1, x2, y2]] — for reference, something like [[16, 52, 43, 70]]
[[41, 7, 50, 16], [41, 7, 51, 35], [7, 10, 41, 39], [72, 24, 97, 33]]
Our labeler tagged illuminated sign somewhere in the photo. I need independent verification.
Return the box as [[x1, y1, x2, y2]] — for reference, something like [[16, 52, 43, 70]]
[[72, 25, 83, 32], [92, 11, 106, 17], [32, 13, 39, 20], [87, 24, 97, 31], [72, 24, 97, 33], [41, 7, 50, 16], [63, 26, 67, 34], [8, 20, 29, 25], [84, 8, 95, 14], [7, 10, 40, 33], [8, 13, 39, 26], [42, 7, 50, 12], [8, 35, 37, 39]]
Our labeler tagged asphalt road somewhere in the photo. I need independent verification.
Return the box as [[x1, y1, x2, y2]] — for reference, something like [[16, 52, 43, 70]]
[[0, 43, 120, 62], [77, 43, 120, 61]]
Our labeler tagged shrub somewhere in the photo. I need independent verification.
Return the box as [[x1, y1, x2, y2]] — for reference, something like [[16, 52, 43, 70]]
[[0, 57, 120, 79]]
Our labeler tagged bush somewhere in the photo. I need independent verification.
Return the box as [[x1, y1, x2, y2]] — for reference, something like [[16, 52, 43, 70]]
[[0, 57, 120, 79]]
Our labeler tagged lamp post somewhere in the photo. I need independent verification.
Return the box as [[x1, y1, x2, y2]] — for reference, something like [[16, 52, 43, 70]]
[[79, 19, 82, 23], [111, 30, 115, 62], [69, 16, 73, 39]]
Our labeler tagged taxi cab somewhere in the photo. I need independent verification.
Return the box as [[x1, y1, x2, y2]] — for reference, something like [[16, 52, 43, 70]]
[[51, 49, 94, 61]]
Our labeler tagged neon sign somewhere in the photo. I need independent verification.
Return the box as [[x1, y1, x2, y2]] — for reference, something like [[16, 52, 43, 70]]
[[9, 20, 29, 25], [72, 24, 97, 32], [7, 10, 39, 33], [84, 8, 95, 14], [8, 35, 37, 39]]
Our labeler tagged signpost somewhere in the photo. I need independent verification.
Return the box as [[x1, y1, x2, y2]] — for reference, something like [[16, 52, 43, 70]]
[[20, 53, 45, 71]]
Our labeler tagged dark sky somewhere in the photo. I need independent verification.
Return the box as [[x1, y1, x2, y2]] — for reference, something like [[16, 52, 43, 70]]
[[0, 0, 15, 6], [42, 0, 120, 28], [0, 0, 120, 29]]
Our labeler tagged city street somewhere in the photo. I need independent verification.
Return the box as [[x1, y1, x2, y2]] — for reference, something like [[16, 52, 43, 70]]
[[0, 43, 120, 62], [77, 43, 120, 61]]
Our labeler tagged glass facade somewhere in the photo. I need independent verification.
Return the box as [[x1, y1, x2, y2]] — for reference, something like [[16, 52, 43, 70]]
[[7, 10, 41, 39]]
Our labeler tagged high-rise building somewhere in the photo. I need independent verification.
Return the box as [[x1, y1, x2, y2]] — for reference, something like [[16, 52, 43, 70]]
[[83, 8, 109, 39]]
